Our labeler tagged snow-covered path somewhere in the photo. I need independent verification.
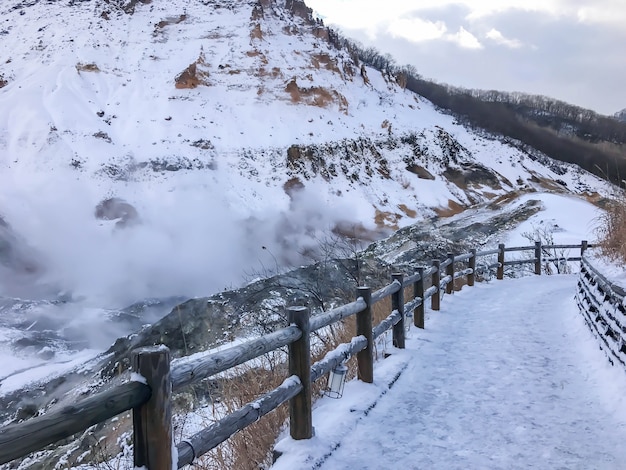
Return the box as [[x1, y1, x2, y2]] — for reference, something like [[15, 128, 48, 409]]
[[272, 275, 626, 470]]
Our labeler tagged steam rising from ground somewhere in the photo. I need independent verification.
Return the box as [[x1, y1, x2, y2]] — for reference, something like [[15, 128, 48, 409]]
[[0, 171, 376, 308]]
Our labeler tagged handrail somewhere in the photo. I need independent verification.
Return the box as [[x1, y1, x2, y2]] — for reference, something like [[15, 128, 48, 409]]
[[172, 325, 302, 391], [310, 298, 367, 332], [0, 239, 592, 468], [0, 382, 151, 464], [371, 279, 401, 303], [576, 254, 626, 369]]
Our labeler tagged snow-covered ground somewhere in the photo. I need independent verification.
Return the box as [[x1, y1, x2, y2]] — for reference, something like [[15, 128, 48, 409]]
[[272, 275, 626, 470]]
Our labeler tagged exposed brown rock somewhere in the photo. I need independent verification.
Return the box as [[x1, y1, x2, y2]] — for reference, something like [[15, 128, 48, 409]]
[[286, 0, 314, 23], [250, 23, 263, 41], [360, 65, 370, 85], [284, 78, 348, 113], [406, 164, 435, 180], [175, 52, 209, 89], [283, 177, 305, 199], [311, 53, 341, 75], [433, 200, 466, 218]]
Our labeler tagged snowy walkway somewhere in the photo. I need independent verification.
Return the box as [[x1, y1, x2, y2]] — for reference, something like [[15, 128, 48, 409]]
[[272, 275, 626, 470]]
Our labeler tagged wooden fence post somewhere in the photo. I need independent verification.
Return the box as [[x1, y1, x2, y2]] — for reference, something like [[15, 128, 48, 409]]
[[534, 241, 542, 275], [581, 240, 588, 256], [497, 243, 505, 280], [356, 287, 373, 383], [446, 253, 454, 294], [288, 306, 312, 440], [468, 249, 476, 287], [392, 273, 405, 349], [431, 260, 440, 311], [414, 267, 425, 329], [132, 346, 173, 470]]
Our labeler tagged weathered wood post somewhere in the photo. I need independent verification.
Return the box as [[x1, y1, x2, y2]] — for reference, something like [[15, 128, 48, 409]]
[[446, 253, 454, 294], [581, 240, 588, 256], [431, 260, 440, 311], [356, 287, 373, 383], [468, 249, 476, 287], [287, 306, 312, 440], [414, 267, 425, 329], [391, 273, 405, 349], [132, 346, 173, 470], [497, 243, 505, 280], [534, 241, 542, 275]]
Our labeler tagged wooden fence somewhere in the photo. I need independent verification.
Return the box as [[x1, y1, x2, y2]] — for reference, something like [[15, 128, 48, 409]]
[[576, 254, 626, 367], [0, 241, 591, 468]]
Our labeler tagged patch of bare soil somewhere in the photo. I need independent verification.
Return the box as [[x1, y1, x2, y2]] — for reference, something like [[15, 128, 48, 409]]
[[487, 191, 523, 209], [311, 53, 341, 75], [398, 204, 417, 218], [284, 78, 348, 113], [433, 199, 466, 218], [175, 51, 209, 89], [374, 209, 401, 230]]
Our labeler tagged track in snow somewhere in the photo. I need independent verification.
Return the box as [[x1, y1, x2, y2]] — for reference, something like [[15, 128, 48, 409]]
[[272, 275, 626, 470]]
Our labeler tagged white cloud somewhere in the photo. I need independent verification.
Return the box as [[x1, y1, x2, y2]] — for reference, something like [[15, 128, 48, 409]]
[[486, 28, 523, 48], [387, 17, 447, 43], [576, 2, 626, 25], [448, 27, 483, 49]]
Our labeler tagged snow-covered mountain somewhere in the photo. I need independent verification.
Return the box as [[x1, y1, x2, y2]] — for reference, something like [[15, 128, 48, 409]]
[[0, 0, 611, 305], [0, 1, 618, 467]]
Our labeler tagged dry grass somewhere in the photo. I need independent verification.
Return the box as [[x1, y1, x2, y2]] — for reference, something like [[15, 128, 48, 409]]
[[189, 293, 399, 469], [597, 198, 626, 262], [76, 62, 100, 73]]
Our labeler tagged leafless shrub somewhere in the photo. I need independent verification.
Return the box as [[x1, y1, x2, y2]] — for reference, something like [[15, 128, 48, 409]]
[[597, 198, 626, 263]]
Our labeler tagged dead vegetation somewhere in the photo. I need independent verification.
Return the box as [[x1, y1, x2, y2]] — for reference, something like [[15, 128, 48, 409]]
[[597, 197, 626, 263], [75, 62, 100, 73], [189, 292, 395, 469]]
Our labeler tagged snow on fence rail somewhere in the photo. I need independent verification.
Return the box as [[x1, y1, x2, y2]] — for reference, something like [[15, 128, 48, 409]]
[[576, 255, 626, 367], [0, 240, 591, 469]]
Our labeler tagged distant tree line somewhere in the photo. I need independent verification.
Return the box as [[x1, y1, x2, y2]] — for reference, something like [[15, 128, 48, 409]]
[[326, 28, 626, 185]]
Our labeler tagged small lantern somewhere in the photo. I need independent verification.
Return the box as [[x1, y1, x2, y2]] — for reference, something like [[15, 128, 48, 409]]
[[324, 363, 348, 399]]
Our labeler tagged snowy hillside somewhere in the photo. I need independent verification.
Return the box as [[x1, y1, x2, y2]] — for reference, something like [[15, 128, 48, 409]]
[[0, 0, 612, 304], [0, 1, 621, 467]]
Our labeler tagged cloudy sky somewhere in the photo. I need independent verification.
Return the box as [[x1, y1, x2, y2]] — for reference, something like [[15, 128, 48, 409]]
[[306, 0, 626, 116]]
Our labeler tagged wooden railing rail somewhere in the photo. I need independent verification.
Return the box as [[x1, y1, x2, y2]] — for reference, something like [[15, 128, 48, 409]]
[[171, 325, 302, 391], [0, 240, 592, 468]]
